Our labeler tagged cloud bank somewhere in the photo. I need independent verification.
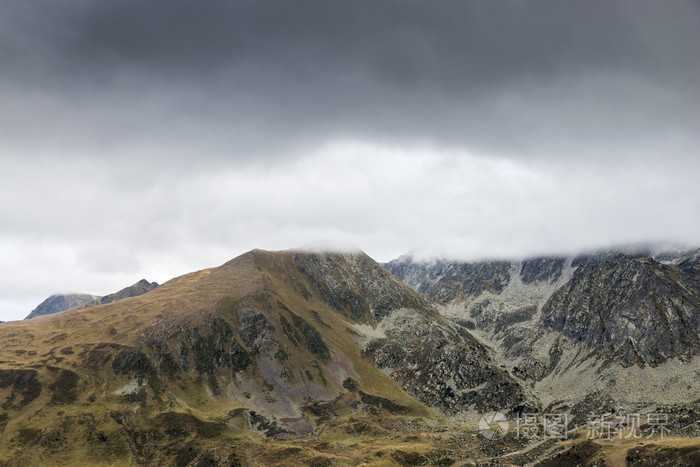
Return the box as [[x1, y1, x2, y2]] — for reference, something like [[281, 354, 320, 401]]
[[1, 1, 699, 320]]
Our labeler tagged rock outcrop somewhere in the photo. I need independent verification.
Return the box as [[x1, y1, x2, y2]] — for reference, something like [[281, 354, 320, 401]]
[[541, 254, 700, 367], [384, 255, 511, 302]]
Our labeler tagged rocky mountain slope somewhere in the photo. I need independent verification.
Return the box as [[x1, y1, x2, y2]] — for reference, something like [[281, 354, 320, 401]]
[[541, 254, 700, 367], [98, 279, 159, 305], [24, 293, 101, 320], [385, 247, 700, 413], [0, 249, 530, 465], [24, 279, 158, 320]]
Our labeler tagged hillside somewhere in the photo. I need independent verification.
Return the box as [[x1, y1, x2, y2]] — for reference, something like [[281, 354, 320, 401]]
[[0, 249, 527, 466]]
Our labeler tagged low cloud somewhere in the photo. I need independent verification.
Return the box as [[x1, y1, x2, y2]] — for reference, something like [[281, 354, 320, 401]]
[[2, 141, 699, 320], [0, 1, 699, 320]]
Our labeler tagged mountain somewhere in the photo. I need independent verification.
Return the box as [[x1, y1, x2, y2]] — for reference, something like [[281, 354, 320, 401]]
[[0, 249, 531, 466], [24, 279, 158, 320], [24, 293, 101, 320], [98, 279, 159, 305], [385, 248, 700, 414], [3, 247, 699, 465]]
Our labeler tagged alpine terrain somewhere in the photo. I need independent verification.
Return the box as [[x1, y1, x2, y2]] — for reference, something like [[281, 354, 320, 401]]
[[0, 247, 699, 465]]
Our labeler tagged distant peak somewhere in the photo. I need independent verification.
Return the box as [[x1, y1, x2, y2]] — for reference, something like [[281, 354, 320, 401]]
[[99, 279, 159, 305], [25, 293, 100, 320], [135, 278, 159, 287]]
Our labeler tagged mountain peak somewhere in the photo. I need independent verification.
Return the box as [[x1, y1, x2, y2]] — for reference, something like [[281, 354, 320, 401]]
[[99, 279, 158, 305], [25, 293, 100, 320], [24, 279, 159, 320]]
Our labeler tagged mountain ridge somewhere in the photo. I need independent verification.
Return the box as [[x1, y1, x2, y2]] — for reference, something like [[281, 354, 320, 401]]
[[24, 279, 159, 320], [24, 293, 101, 320], [385, 246, 700, 413], [2, 246, 700, 465], [1, 248, 530, 465]]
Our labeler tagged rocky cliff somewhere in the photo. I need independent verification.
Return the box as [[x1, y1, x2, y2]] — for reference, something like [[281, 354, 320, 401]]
[[386, 247, 700, 410], [384, 255, 512, 302], [541, 254, 700, 367]]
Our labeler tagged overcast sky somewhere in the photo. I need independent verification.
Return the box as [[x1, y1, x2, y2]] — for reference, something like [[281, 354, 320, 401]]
[[1, 1, 699, 321]]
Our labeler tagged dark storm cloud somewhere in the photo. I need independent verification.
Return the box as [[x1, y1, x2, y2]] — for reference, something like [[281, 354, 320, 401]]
[[1, 1, 700, 322], [1, 0, 698, 161]]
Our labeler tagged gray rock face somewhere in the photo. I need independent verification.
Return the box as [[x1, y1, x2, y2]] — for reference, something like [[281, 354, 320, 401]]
[[540, 254, 700, 367], [520, 257, 566, 284], [25, 294, 100, 319], [678, 248, 700, 271], [383, 256, 511, 302], [292, 251, 429, 323], [362, 320, 528, 414]]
